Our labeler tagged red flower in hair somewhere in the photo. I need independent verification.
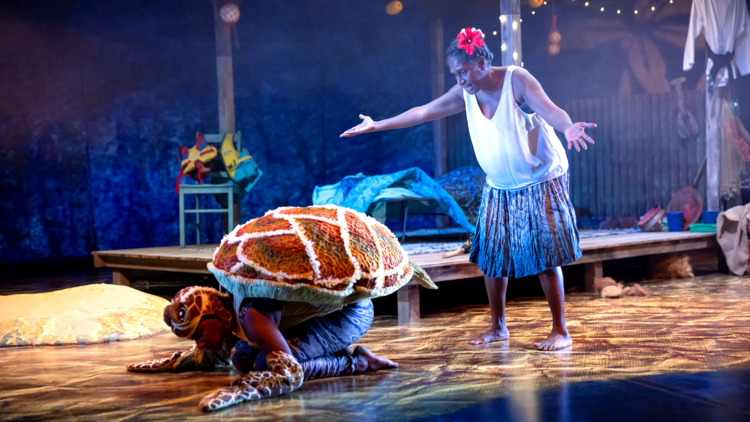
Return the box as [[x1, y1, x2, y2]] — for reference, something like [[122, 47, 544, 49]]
[[457, 27, 484, 55]]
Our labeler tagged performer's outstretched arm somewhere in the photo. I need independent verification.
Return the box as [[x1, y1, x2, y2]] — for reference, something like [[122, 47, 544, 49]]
[[340, 84, 466, 137], [512, 68, 596, 152]]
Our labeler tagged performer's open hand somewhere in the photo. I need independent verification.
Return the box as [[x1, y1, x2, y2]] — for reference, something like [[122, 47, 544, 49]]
[[340, 115, 376, 137], [564, 122, 596, 152]]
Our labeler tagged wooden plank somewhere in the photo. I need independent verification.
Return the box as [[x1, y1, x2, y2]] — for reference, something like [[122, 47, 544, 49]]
[[678, 93, 688, 192], [619, 96, 628, 218], [397, 284, 421, 324], [95, 255, 212, 272], [92, 233, 717, 290], [645, 94, 655, 211], [92, 232, 716, 266], [661, 92, 673, 208], [629, 96, 638, 217], [93, 245, 217, 259], [213, 0, 235, 134], [594, 98, 604, 217], [566, 100, 579, 211], [575, 242, 718, 264], [581, 99, 592, 214], [706, 73, 720, 210], [605, 97, 614, 218], [606, 97, 617, 218]]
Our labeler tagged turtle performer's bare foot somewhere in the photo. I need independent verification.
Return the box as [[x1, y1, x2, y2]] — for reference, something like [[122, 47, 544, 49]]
[[353, 345, 398, 372], [533, 330, 572, 351], [467, 326, 509, 344]]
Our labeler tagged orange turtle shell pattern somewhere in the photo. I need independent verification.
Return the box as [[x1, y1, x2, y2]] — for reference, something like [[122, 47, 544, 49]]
[[208, 205, 436, 305]]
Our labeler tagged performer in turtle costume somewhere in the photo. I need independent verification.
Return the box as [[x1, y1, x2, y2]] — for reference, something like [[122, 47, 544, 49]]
[[128, 205, 437, 412]]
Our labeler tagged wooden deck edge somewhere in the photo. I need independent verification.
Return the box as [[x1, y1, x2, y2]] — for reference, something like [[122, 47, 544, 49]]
[[94, 255, 211, 273], [415, 241, 720, 284]]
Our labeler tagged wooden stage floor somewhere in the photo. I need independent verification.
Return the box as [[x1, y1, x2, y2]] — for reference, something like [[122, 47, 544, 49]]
[[2, 272, 749, 421]]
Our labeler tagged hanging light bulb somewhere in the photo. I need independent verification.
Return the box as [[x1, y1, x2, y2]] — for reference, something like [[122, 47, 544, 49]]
[[385, 1, 403, 15], [547, 15, 561, 56], [219, 2, 240, 25]]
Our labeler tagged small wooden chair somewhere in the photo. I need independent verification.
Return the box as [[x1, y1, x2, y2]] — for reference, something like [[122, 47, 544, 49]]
[[178, 132, 242, 248]]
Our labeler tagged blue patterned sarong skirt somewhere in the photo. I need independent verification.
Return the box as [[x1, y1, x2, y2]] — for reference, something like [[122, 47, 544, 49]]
[[469, 172, 582, 279]]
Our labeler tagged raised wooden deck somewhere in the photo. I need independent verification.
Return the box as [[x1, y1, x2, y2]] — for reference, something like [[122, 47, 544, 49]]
[[93, 231, 719, 324]]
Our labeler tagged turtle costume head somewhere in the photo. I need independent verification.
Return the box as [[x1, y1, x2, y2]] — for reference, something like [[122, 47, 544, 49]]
[[163, 286, 234, 339]]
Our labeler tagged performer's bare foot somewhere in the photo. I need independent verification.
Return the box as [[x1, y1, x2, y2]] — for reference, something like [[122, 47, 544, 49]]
[[353, 345, 398, 372], [533, 330, 572, 351], [467, 326, 509, 345]]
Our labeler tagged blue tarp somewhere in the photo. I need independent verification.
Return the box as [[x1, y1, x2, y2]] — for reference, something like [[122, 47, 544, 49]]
[[313, 167, 476, 233]]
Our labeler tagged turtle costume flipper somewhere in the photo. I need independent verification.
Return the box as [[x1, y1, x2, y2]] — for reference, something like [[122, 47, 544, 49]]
[[409, 262, 438, 290], [127, 343, 232, 373], [199, 351, 304, 412]]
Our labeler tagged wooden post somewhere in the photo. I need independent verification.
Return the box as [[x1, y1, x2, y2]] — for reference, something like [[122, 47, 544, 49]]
[[583, 261, 603, 293], [113, 268, 132, 287], [500, 0, 522, 67], [397, 285, 421, 324], [213, 0, 236, 134], [212, 0, 240, 224], [705, 54, 720, 211], [430, 17, 447, 178]]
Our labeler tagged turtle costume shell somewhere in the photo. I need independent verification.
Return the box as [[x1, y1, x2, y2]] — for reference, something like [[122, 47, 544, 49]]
[[208, 205, 437, 304]]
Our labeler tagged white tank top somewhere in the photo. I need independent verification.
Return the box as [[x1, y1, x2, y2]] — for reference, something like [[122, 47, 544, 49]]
[[464, 65, 568, 190]]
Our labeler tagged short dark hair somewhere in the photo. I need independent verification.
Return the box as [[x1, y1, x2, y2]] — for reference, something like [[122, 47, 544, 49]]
[[445, 38, 494, 66]]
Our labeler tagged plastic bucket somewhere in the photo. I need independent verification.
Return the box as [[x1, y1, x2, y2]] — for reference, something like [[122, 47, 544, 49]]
[[702, 210, 719, 225], [667, 212, 684, 232]]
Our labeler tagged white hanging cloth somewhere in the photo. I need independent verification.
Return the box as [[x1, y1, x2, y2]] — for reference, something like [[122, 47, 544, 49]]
[[683, 0, 750, 84]]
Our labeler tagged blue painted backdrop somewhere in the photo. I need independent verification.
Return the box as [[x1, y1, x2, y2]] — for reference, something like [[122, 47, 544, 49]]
[[0, 0, 435, 266]]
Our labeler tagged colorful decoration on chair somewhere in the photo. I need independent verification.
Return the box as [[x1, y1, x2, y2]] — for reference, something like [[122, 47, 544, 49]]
[[219, 134, 263, 193], [174, 133, 218, 194], [209, 205, 437, 305]]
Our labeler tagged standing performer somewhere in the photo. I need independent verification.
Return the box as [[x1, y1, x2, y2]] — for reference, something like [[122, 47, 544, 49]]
[[341, 28, 595, 350]]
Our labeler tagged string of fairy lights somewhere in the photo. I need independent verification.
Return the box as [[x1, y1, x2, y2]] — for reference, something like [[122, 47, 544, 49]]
[[522, 0, 679, 17], [486, 0, 684, 57]]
